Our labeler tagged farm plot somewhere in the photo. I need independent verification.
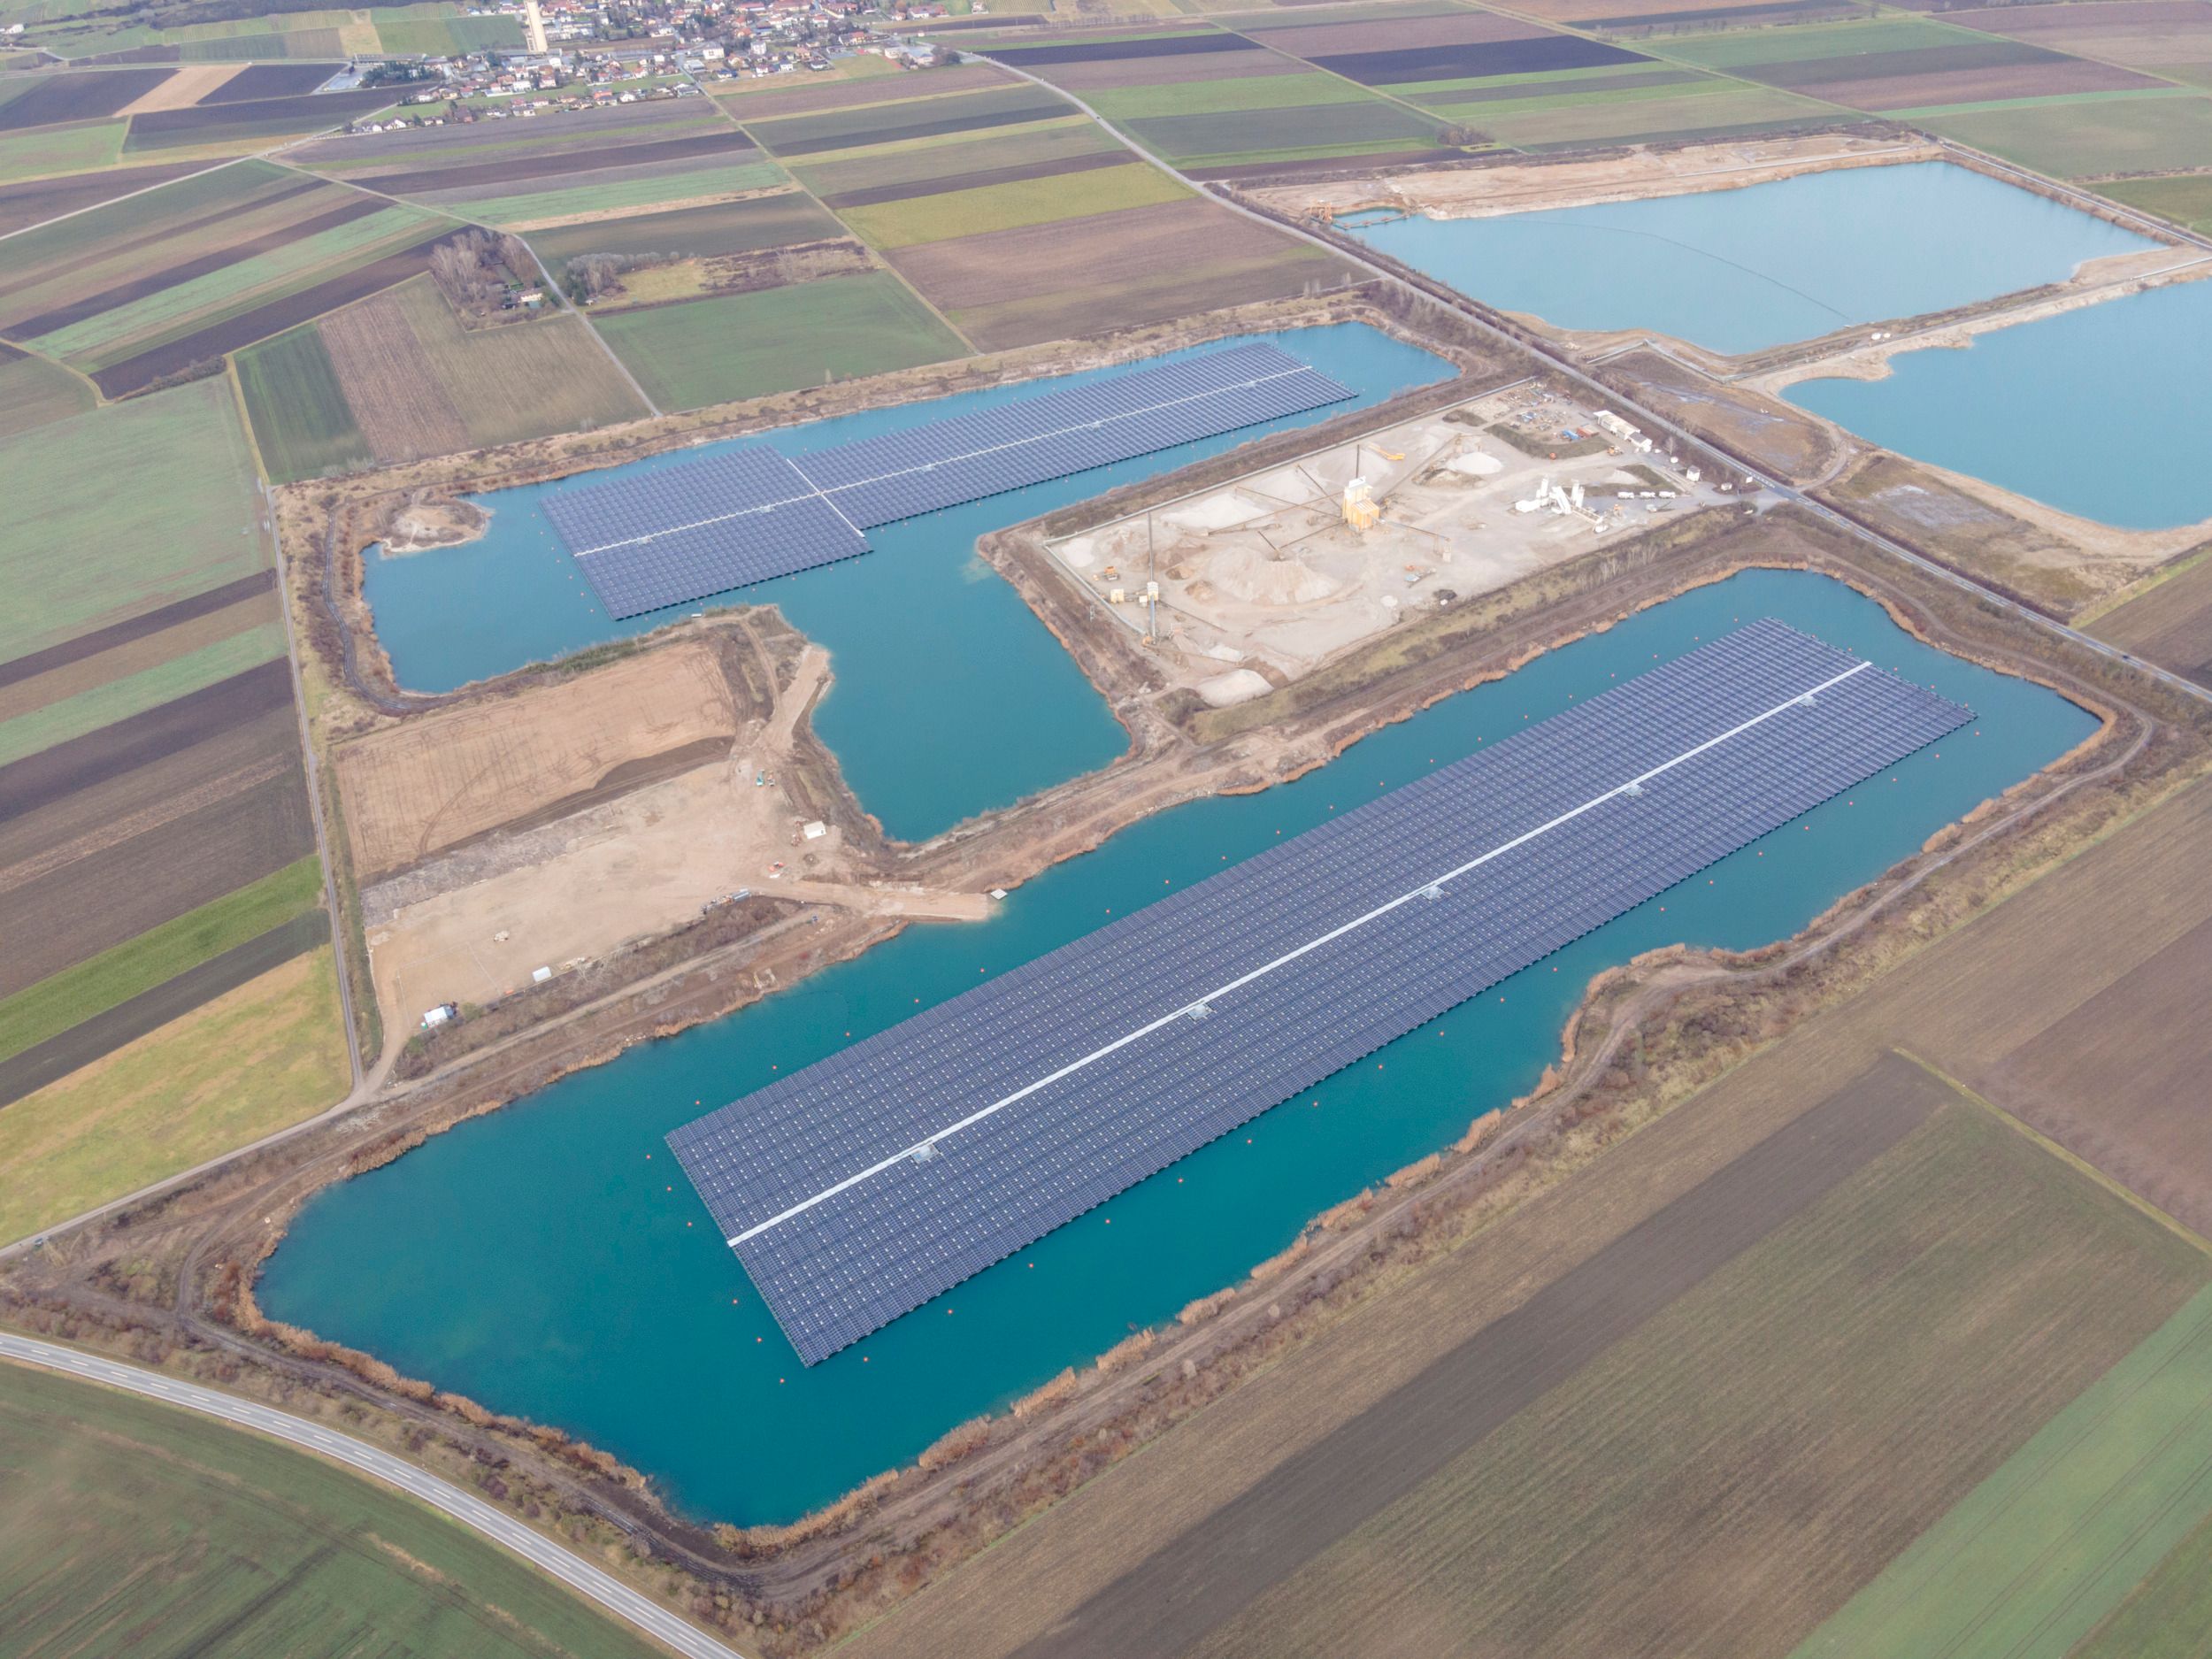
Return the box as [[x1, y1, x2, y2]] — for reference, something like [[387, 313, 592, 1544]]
[[368, 0, 522, 55], [0, 65, 173, 128], [1661, 14, 2168, 111], [2101, 168, 2212, 230], [0, 343, 91, 437], [1948, 1, 2212, 92], [0, 156, 459, 396], [886, 195, 1357, 349], [239, 275, 649, 480], [0, 378, 261, 663], [713, 58, 1014, 119], [0, 371, 342, 1188], [2091, 554, 2212, 681], [335, 639, 738, 879], [121, 85, 396, 151], [0, 116, 124, 182], [527, 191, 844, 269], [982, 28, 1458, 170], [843, 1046, 2209, 1659], [0, 1362, 665, 1658], [790, 114, 1118, 202], [592, 270, 966, 411], [1480, 81, 1857, 148], [739, 81, 1076, 158], [1924, 90, 2212, 176], [0, 155, 205, 234], [839, 160, 1187, 248], [1795, 1282, 2212, 1658], [288, 100, 780, 224]]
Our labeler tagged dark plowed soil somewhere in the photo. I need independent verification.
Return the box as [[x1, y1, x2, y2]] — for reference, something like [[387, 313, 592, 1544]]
[[1009, 1058, 1944, 1659], [0, 658, 292, 822], [0, 68, 172, 130], [353, 130, 759, 197], [0, 762, 313, 996], [0, 162, 207, 237], [824, 149, 1130, 209]]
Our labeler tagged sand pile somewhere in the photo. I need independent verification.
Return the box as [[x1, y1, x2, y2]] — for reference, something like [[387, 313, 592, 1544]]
[[1206, 543, 1341, 606]]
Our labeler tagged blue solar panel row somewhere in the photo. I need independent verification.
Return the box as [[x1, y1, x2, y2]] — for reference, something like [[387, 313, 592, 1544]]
[[806, 343, 1352, 528], [667, 621, 1974, 1363], [542, 444, 869, 620], [538, 343, 1353, 620]]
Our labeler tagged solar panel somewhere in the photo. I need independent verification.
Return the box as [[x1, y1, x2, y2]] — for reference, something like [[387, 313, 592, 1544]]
[[539, 344, 1354, 619], [543, 444, 869, 621], [668, 621, 1974, 1363]]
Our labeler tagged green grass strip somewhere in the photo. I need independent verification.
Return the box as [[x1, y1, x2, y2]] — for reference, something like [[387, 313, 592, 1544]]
[[0, 856, 323, 1064], [1793, 1281, 2212, 1659]]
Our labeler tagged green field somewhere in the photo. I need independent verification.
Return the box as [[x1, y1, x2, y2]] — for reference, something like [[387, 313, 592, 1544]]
[[526, 190, 845, 265], [0, 347, 92, 439], [1795, 1281, 2212, 1658], [594, 270, 966, 410], [1185, 1086, 2211, 1659], [1486, 84, 1853, 149], [2100, 170, 2212, 231], [449, 158, 787, 227], [2073, 1509, 2212, 1658], [1660, 15, 1980, 70], [2, 379, 263, 663], [0, 618, 283, 767], [0, 949, 348, 1243], [0, 116, 123, 182], [235, 324, 373, 483], [25, 200, 442, 372], [1086, 72, 1374, 121], [791, 116, 1112, 198], [1125, 100, 1440, 164], [840, 161, 1187, 248], [0, 857, 322, 1066], [1926, 90, 2212, 176], [0, 1358, 668, 1657]]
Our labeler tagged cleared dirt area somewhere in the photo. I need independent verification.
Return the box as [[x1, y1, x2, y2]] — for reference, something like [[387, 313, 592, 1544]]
[[1049, 391, 1725, 695], [351, 629, 987, 1064], [1251, 133, 1939, 222], [337, 638, 741, 879]]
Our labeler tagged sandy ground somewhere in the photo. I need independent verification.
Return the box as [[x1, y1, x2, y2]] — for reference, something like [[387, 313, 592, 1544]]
[[336, 639, 740, 879], [1251, 134, 1939, 223], [1049, 391, 1730, 686], [359, 647, 986, 1054], [115, 65, 242, 115]]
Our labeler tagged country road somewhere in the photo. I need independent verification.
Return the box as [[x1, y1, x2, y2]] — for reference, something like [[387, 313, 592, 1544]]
[[0, 1332, 749, 1659]]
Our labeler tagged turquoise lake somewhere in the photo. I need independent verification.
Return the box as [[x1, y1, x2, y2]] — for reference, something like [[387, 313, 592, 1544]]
[[362, 323, 1448, 842], [261, 567, 2094, 1526], [1788, 276, 2212, 530], [1350, 161, 2154, 356]]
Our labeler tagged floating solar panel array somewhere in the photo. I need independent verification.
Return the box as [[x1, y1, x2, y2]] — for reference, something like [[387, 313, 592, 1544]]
[[668, 620, 1972, 1363], [541, 342, 1353, 619]]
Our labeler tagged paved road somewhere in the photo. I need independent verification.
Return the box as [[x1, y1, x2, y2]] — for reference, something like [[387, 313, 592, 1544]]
[[0, 1333, 748, 1659]]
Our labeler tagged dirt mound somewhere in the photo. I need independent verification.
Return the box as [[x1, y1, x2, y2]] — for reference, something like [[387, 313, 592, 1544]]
[[1206, 544, 1340, 606]]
